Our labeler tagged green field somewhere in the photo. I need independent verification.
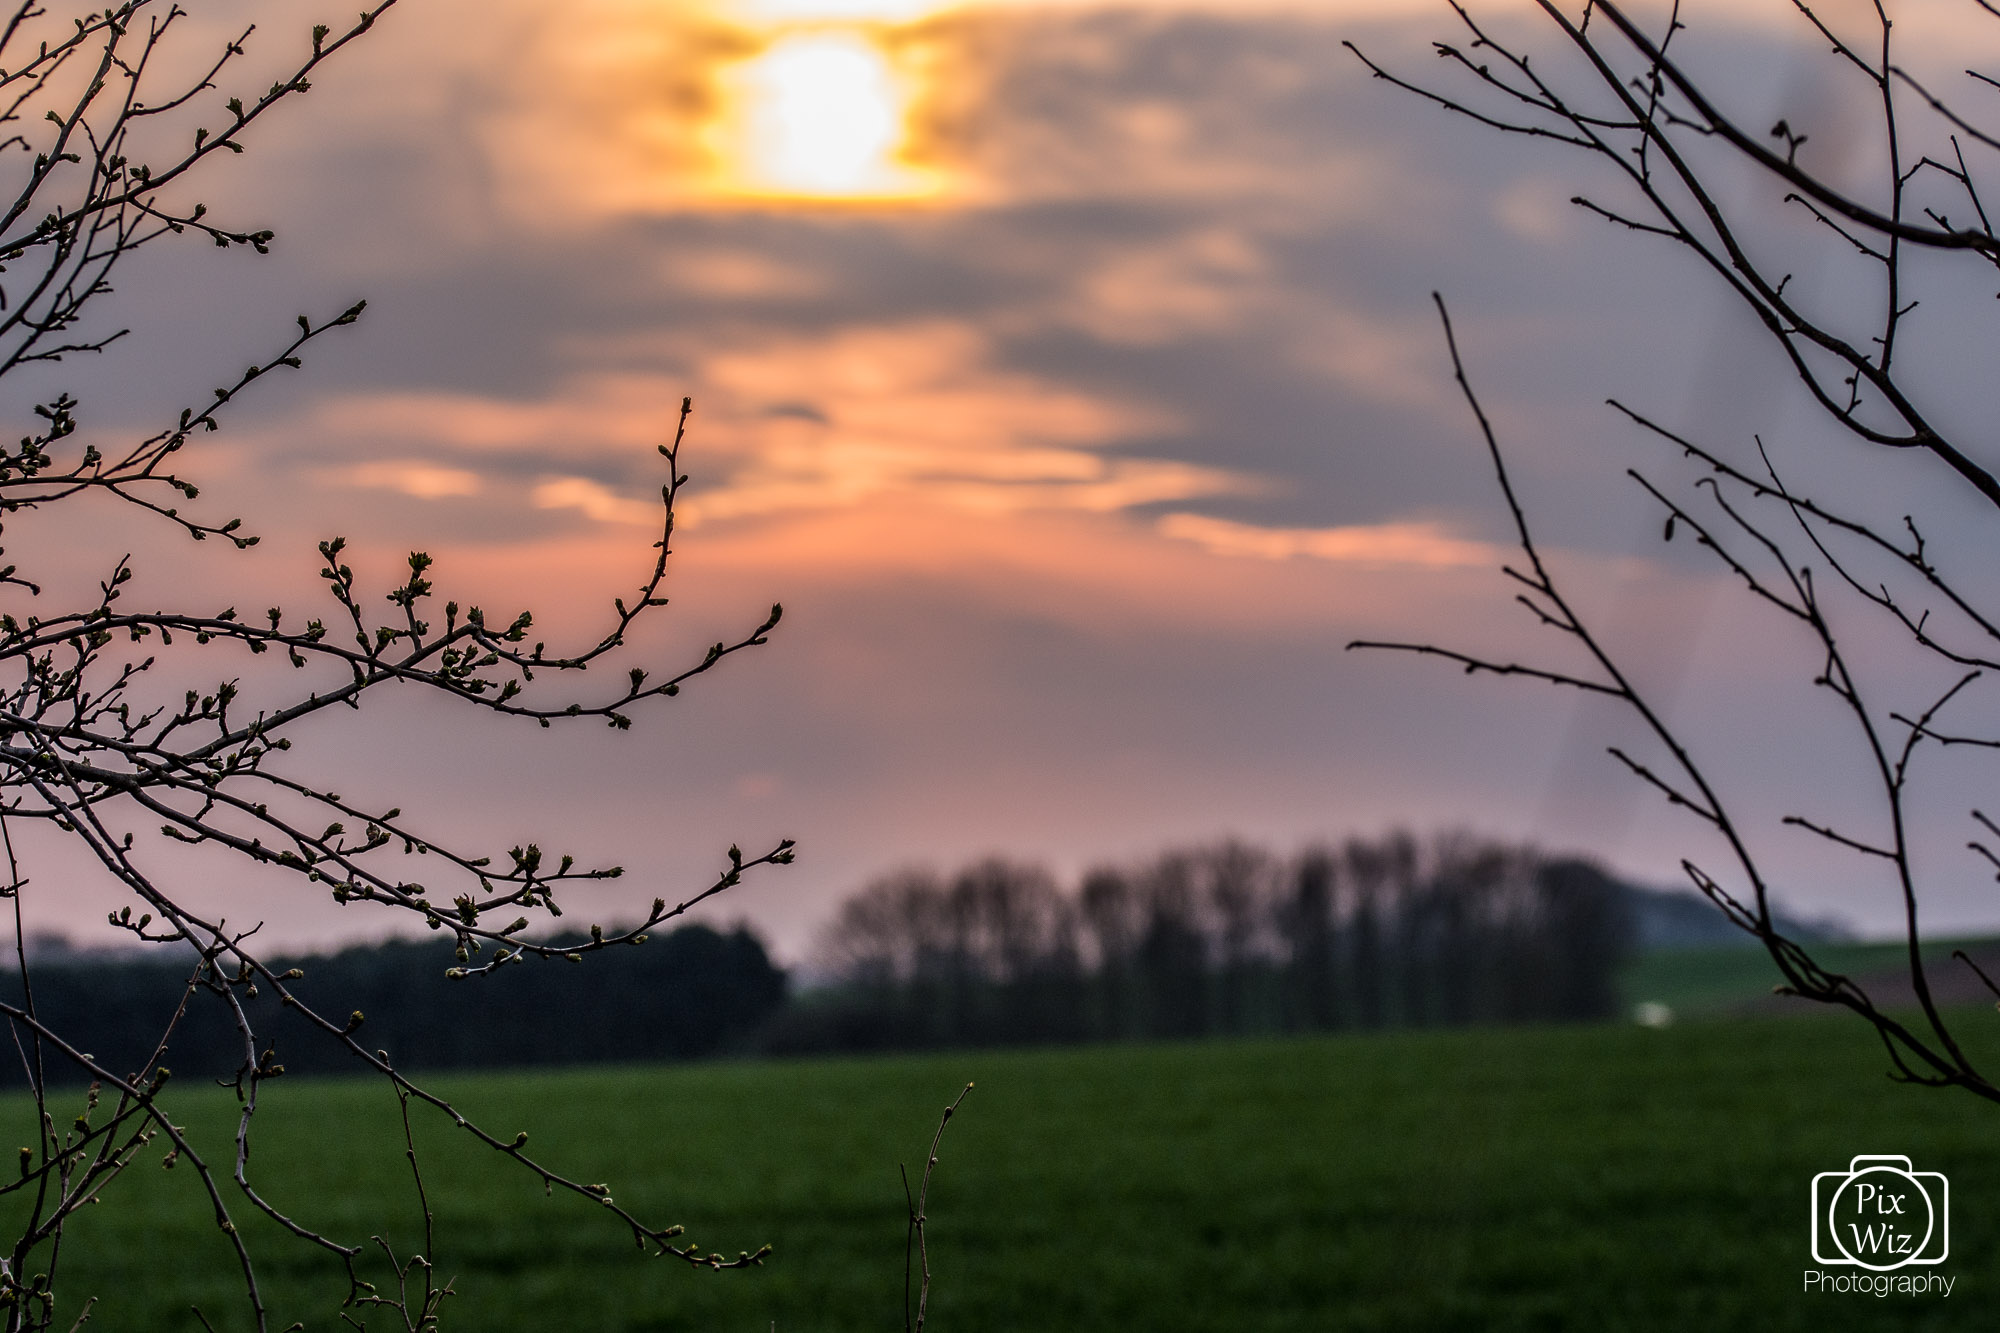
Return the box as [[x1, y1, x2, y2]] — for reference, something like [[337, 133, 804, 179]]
[[1619, 936, 2000, 1019], [17, 1013, 2000, 1331]]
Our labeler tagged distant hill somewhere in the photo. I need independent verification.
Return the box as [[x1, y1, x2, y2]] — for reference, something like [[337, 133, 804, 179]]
[[1622, 882, 1853, 953]]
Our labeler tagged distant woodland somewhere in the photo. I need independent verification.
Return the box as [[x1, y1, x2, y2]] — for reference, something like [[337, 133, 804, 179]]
[[765, 833, 1634, 1052], [0, 925, 785, 1088], [0, 832, 1714, 1085]]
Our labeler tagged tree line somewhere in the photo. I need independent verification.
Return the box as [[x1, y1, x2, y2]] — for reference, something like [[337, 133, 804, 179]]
[[0, 924, 785, 1089], [2, 832, 1641, 1084], [762, 832, 1634, 1053]]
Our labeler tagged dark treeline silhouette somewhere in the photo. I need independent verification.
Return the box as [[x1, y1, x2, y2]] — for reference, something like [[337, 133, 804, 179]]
[[2, 834, 1647, 1084], [0, 923, 784, 1088], [765, 833, 1634, 1053]]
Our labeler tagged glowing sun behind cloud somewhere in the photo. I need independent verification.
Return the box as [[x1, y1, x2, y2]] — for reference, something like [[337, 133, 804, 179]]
[[709, 27, 943, 200]]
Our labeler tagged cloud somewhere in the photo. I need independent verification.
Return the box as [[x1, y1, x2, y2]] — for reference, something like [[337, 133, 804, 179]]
[[532, 476, 661, 526], [677, 319, 1260, 522], [1051, 226, 1270, 344], [305, 377, 688, 457], [1493, 177, 1578, 246], [1156, 512, 1503, 568], [657, 246, 833, 300], [413, 0, 1399, 226], [328, 460, 485, 499], [240, 0, 2000, 251], [1290, 306, 1457, 411], [298, 319, 1256, 530]]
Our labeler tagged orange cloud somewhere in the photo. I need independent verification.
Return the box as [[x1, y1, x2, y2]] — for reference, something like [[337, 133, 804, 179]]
[[1156, 512, 1502, 568], [682, 320, 1257, 521], [306, 377, 689, 457], [531, 477, 661, 526], [305, 320, 1255, 528], [328, 460, 485, 499]]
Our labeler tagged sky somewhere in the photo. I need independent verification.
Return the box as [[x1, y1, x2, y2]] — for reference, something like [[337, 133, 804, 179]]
[[19, 0, 2000, 960]]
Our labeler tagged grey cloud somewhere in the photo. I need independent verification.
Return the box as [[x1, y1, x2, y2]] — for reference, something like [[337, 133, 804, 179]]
[[33, 0, 1993, 952]]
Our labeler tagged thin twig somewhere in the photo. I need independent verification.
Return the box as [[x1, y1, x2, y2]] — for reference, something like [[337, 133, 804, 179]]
[[904, 1084, 973, 1333]]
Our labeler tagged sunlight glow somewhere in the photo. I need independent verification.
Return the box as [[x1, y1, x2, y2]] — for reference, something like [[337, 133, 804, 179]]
[[727, 0, 953, 19], [710, 29, 942, 201]]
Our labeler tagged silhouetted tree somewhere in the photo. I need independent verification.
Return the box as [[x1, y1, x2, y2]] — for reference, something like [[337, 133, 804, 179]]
[[1344, 838, 1391, 1030], [1201, 841, 1272, 1035], [0, 5, 789, 1326], [1353, 0, 2000, 1102], [806, 834, 1632, 1051], [1, 923, 788, 1083], [1079, 866, 1141, 1036], [1535, 860, 1638, 1024], [1279, 849, 1340, 1031], [1135, 853, 1209, 1038], [815, 860, 1083, 1046], [818, 869, 949, 1046]]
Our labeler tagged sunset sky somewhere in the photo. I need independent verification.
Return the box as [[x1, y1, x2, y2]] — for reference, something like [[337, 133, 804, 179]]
[[28, 0, 2000, 958]]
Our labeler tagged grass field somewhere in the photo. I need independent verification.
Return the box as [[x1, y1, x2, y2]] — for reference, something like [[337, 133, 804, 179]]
[[16, 1012, 2000, 1331], [1619, 936, 2000, 1018]]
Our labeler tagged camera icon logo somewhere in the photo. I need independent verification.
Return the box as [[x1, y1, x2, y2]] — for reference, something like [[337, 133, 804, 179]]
[[1810, 1156, 1948, 1270]]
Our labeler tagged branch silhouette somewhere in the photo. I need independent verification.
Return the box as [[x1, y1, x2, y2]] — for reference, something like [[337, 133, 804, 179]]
[[0, 4, 790, 1327], [1353, 0, 2000, 1105]]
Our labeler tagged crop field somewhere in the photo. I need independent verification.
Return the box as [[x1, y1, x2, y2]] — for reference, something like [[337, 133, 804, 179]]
[[14, 1011, 2000, 1331]]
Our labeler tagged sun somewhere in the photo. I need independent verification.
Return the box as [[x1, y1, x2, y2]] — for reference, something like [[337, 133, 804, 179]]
[[705, 21, 945, 202]]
